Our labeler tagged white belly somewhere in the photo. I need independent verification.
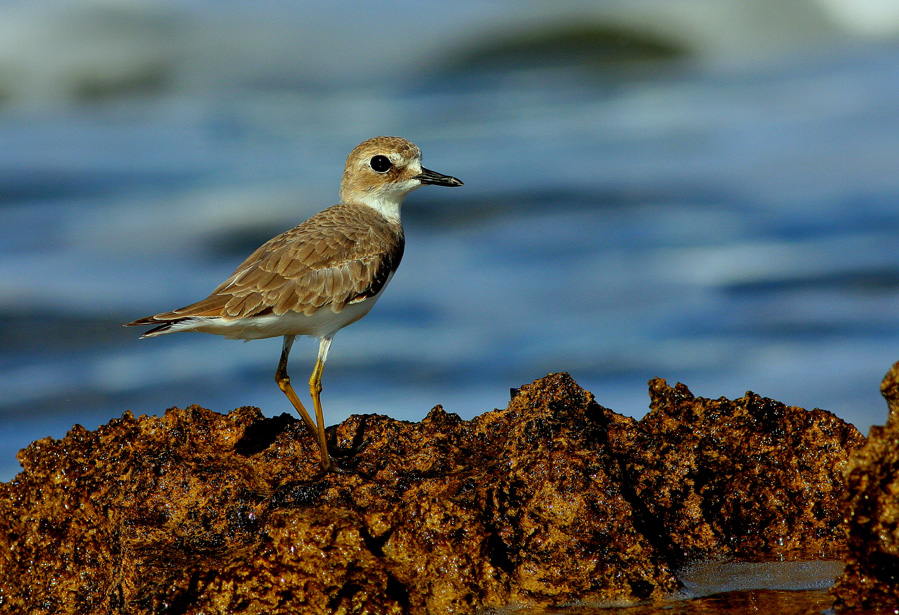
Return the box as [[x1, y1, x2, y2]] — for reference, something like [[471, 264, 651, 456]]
[[170, 274, 392, 341]]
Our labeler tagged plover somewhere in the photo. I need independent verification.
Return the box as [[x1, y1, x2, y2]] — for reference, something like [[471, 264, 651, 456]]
[[126, 136, 462, 470]]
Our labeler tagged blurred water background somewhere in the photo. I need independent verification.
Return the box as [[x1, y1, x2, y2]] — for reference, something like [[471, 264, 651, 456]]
[[2, 0, 899, 482]]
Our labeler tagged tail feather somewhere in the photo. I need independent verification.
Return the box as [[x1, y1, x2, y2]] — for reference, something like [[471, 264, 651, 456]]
[[124, 316, 156, 327], [124, 316, 181, 338]]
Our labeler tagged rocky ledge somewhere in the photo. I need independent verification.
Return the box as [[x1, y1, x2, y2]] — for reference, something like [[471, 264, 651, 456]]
[[829, 361, 899, 611], [0, 371, 883, 614]]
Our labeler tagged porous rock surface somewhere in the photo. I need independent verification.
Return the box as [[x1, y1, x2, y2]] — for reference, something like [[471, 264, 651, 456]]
[[830, 361, 899, 611], [612, 378, 865, 561], [0, 373, 864, 614]]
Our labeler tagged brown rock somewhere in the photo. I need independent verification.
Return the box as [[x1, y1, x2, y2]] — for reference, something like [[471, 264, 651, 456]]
[[611, 379, 865, 562], [830, 361, 899, 611], [0, 373, 863, 614]]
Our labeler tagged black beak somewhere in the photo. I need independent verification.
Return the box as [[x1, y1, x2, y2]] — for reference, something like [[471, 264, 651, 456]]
[[416, 167, 463, 187]]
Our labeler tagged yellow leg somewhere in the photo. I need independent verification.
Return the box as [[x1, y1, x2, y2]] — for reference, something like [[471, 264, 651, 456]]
[[274, 335, 320, 440], [309, 337, 333, 471]]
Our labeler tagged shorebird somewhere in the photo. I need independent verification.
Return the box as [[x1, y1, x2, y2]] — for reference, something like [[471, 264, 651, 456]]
[[126, 136, 462, 470]]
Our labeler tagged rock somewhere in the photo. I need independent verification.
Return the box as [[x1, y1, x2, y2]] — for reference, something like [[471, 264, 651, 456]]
[[0, 373, 864, 614], [614, 378, 865, 562], [830, 361, 899, 611]]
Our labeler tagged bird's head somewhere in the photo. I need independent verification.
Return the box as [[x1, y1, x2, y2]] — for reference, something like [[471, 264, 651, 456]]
[[339, 136, 463, 219]]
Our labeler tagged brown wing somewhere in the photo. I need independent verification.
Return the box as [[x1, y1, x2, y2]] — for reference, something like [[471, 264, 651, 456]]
[[132, 203, 404, 324]]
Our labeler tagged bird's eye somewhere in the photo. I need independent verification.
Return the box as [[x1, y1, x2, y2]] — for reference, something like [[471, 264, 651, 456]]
[[370, 155, 392, 173]]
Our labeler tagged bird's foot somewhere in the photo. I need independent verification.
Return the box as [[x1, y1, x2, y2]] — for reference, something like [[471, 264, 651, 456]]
[[320, 435, 371, 472]]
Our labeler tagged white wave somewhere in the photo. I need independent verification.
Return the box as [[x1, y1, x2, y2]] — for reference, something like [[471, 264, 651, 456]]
[[0, 0, 894, 107]]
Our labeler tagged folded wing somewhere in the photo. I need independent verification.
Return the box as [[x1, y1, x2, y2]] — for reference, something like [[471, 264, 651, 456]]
[[127, 203, 404, 328]]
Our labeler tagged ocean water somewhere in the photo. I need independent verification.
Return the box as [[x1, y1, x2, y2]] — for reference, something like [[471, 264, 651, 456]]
[[2, 2, 899, 482]]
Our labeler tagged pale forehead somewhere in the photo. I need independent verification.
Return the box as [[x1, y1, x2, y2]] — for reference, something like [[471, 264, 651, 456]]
[[348, 136, 421, 164]]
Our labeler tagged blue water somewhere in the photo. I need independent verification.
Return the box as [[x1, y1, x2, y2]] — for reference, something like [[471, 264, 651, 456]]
[[2, 3, 899, 481]]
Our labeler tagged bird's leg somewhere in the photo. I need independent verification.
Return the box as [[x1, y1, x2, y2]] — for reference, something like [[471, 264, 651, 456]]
[[309, 337, 333, 470], [275, 335, 320, 439]]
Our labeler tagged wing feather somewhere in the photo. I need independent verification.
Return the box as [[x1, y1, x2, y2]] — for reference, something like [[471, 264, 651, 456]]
[[139, 203, 405, 325], [135, 203, 405, 326]]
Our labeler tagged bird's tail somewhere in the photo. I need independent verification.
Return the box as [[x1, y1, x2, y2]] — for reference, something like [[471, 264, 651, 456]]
[[124, 316, 179, 338]]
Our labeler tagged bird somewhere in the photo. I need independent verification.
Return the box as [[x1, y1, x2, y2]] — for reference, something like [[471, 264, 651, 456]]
[[126, 136, 463, 470]]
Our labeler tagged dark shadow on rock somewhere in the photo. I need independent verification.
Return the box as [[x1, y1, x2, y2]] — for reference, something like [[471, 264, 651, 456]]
[[234, 411, 296, 456]]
